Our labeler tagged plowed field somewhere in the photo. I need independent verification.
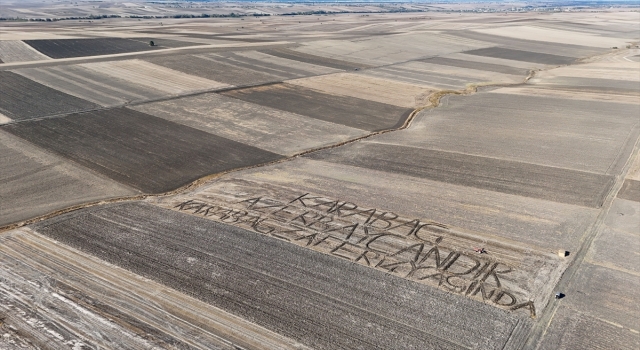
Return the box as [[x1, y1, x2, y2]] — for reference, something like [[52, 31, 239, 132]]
[[220, 84, 412, 131], [3, 108, 282, 193], [0, 71, 99, 120], [24, 38, 158, 58]]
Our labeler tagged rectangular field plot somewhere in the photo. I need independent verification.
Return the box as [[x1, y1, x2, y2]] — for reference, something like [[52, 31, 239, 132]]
[[235, 51, 340, 76], [13, 65, 168, 107], [258, 48, 371, 70], [23, 38, 158, 59], [0, 71, 99, 121], [452, 30, 604, 59], [489, 86, 640, 104], [0, 228, 300, 350], [529, 76, 640, 94], [131, 93, 365, 156], [144, 54, 282, 87], [374, 92, 640, 175], [305, 141, 614, 208], [199, 159, 597, 251], [373, 60, 524, 87], [534, 61, 640, 82], [537, 306, 640, 350], [473, 25, 628, 49], [158, 177, 570, 316], [79, 59, 229, 95], [32, 202, 531, 350], [293, 32, 492, 66], [0, 113, 11, 125], [618, 180, 640, 202], [0, 130, 135, 226], [3, 108, 282, 193], [420, 56, 529, 76], [287, 73, 432, 108], [590, 226, 640, 273], [125, 36, 203, 48], [564, 263, 640, 330], [444, 52, 546, 70], [0, 40, 50, 63], [197, 51, 338, 81], [463, 47, 576, 65], [220, 83, 412, 131]]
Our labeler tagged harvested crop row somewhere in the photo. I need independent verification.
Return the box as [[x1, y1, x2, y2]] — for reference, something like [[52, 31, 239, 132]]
[[145, 53, 281, 86], [0, 227, 300, 349], [305, 141, 615, 208], [0, 71, 99, 120], [0, 130, 135, 226], [287, 72, 433, 108], [79, 59, 229, 95], [132, 92, 365, 156], [14, 64, 167, 107], [31, 202, 527, 350], [220, 83, 412, 131], [0, 40, 50, 63]]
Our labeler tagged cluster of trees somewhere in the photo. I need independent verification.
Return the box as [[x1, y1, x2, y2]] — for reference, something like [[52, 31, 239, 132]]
[[131, 13, 270, 19], [0, 14, 121, 22], [282, 10, 335, 16], [281, 8, 424, 16], [0, 13, 272, 22], [0, 8, 425, 22]]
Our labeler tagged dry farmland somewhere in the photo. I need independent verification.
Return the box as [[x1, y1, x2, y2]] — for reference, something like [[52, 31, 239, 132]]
[[0, 4, 639, 350]]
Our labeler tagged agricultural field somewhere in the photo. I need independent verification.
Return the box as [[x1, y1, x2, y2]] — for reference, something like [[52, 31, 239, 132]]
[[461, 47, 577, 65], [0, 5, 639, 350], [0, 227, 304, 349], [0, 130, 136, 226], [78, 59, 229, 94], [292, 32, 493, 66], [0, 71, 99, 120], [197, 51, 341, 80], [287, 73, 432, 108], [0, 40, 50, 63], [220, 83, 413, 131], [131, 92, 365, 155], [360, 60, 525, 90], [13, 64, 171, 106], [23, 38, 160, 59], [3, 108, 282, 193], [304, 142, 615, 207], [143, 53, 283, 86]]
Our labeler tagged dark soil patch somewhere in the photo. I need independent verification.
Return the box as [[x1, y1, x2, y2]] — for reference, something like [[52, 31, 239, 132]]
[[3, 107, 282, 193], [618, 179, 640, 202], [463, 47, 576, 65], [144, 54, 280, 86], [24, 38, 158, 59], [0, 71, 99, 120], [420, 56, 528, 76], [220, 83, 412, 131], [258, 48, 371, 70], [305, 142, 615, 208], [209, 52, 322, 79]]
